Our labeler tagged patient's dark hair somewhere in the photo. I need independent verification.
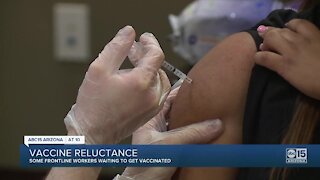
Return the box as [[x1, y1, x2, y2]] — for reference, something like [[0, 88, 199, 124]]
[[270, 97, 320, 180], [269, 1, 320, 179], [300, 0, 318, 9]]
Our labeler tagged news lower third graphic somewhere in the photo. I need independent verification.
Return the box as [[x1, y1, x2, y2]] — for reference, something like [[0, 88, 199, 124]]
[[21, 136, 320, 167]]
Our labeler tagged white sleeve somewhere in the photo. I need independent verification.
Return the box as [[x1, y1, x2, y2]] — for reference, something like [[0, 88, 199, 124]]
[[113, 174, 135, 180]]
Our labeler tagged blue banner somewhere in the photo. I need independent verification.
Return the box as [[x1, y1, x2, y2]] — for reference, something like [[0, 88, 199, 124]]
[[20, 145, 320, 167]]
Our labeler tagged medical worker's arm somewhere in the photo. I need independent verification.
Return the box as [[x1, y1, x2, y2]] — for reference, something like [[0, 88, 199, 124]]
[[46, 135, 101, 180], [169, 32, 257, 180], [47, 26, 170, 180]]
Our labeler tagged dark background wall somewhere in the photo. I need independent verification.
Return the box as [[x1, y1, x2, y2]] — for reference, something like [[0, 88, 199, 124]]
[[0, 0, 192, 178]]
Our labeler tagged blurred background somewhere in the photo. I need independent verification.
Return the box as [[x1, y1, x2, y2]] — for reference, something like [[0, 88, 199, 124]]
[[0, 0, 300, 179]]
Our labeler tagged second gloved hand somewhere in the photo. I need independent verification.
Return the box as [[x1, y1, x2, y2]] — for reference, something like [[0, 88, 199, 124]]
[[120, 87, 223, 180], [64, 26, 171, 144]]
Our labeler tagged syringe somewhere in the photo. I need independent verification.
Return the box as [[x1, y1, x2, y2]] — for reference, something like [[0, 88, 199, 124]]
[[162, 61, 192, 83], [131, 41, 192, 83]]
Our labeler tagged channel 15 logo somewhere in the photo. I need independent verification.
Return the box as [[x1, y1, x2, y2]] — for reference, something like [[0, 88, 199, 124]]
[[286, 148, 308, 164]]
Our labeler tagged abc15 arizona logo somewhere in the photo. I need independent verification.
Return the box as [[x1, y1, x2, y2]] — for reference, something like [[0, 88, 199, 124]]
[[286, 148, 308, 164]]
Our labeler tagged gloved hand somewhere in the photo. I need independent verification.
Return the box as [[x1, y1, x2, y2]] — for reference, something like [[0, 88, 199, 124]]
[[119, 87, 223, 180], [64, 26, 171, 144]]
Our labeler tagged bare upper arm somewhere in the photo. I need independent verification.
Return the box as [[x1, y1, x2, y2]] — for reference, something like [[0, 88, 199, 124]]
[[168, 32, 257, 180]]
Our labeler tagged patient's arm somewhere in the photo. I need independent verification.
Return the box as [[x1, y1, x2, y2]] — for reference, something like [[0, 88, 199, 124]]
[[168, 32, 257, 180]]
